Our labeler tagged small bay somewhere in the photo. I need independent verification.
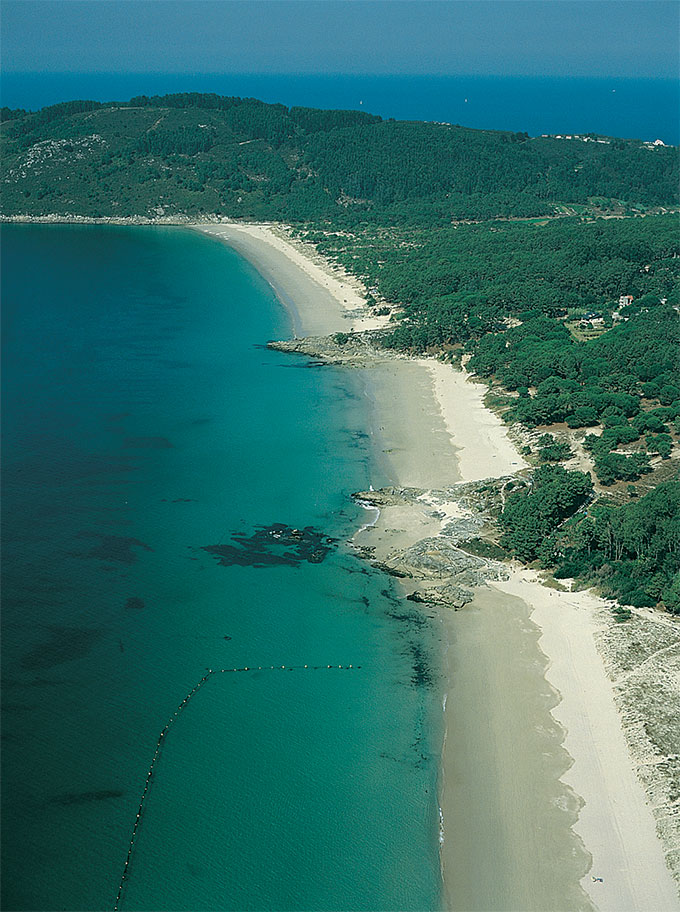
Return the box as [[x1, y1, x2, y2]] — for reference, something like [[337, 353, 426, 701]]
[[1, 224, 443, 912]]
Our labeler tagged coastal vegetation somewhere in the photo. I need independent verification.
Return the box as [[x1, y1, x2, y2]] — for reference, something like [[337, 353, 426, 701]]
[[554, 480, 679, 612], [1, 93, 678, 222], [2, 92, 678, 613], [499, 469, 680, 614], [499, 464, 594, 561], [296, 215, 679, 612]]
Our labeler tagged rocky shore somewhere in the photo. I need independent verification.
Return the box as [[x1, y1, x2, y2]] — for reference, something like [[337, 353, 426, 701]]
[[268, 330, 394, 366], [351, 481, 509, 609]]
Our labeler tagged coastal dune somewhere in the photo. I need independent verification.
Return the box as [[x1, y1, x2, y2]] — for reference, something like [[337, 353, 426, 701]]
[[195, 222, 679, 911]]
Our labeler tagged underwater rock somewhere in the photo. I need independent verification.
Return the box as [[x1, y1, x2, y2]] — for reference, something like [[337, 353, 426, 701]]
[[202, 523, 334, 569], [21, 626, 103, 670], [79, 533, 153, 564]]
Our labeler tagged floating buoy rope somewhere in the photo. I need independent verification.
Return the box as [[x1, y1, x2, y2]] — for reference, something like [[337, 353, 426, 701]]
[[113, 662, 360, 911]]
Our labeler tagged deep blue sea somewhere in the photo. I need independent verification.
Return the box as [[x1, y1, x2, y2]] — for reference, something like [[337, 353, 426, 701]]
[[1, 72, 678, 144], [1, 225, 443, 911]]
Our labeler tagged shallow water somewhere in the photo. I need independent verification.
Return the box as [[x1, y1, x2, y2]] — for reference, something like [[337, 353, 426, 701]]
[[441, 587, 593, 912], [1, 224, 443, 911]]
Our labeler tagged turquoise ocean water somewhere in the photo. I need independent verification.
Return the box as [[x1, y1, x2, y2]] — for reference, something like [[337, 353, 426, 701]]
[[1, 225, 443, 911]]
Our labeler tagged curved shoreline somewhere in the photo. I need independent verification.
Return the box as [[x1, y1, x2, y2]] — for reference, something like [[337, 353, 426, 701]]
[[194, 222, 386, 337], [194, 221, 679, 910]]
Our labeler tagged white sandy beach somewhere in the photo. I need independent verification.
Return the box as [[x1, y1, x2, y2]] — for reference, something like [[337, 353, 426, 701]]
[[492, 570, 679, 912], [197, 222, 388, 335], [195, 221, 679, 911], [425, 359, 528, 481]]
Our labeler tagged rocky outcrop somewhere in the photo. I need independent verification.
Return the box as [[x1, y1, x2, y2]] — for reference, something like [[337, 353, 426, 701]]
[[351, 481, 511, 610], [441, 515, 486, 542], [388, 537, 485, 578], [268, 332, 391, 367], [355, 475, 521, 517], [408, 583, 475, 609], [353, 486, 426, 506]]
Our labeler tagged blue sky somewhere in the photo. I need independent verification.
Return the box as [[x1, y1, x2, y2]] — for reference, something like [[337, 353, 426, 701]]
[[2, 1, 678, 79]]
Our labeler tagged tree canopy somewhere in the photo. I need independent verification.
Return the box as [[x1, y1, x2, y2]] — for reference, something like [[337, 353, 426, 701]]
[[2, 93, 677, 221]]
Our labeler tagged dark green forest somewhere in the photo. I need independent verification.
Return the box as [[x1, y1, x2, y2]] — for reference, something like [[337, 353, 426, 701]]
[[1, 93, 678, 222], [2, 92, 678, 612], [500, 472, 680, 613]]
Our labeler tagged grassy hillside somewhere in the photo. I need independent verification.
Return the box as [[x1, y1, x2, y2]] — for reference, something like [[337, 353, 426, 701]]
[[2, 93, 678, 222]]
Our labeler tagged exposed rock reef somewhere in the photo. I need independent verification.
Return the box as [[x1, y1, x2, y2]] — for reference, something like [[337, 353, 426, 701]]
[[352, 480, 510, 610], [268, 332, 392, 367]]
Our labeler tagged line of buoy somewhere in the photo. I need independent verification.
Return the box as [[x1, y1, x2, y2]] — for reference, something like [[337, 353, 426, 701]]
[[113, 662, 360, 911]]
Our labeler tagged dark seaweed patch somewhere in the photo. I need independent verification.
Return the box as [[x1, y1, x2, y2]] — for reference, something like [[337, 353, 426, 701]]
[[380, 588, 401, 604], [386, 608, 428, 629], [21, 626, 103, 670], [341, 563, 371, 576], [202, 524, 334, 569], [79, 533, 153, 564], [384, 601, 436, 689], [408, 641, 434, 689], [346, 429, 370, 449], [398, 638, 435, 691], [124, 597, 145, 611]]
